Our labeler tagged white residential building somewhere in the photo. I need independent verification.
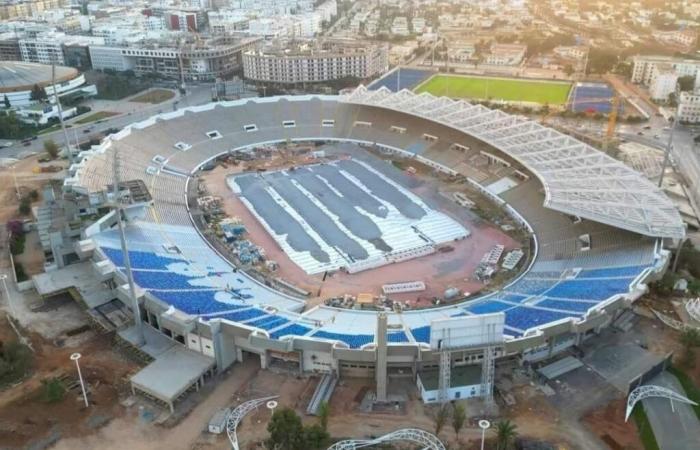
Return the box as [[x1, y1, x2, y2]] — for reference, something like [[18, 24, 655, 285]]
[[18, 32, 64, 64], [678, 91, 700, 123], [553, 45, 587, 60], [632, 55, 700, 85], [649, 63, 679, 102], [392, 17, 410, 36], [243, 41, 389, 84], [485, 43, 526, 66], [653, 29, 697, 48]]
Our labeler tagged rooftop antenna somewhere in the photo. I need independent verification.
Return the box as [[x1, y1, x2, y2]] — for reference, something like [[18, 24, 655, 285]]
[[113, 149, 145, 346]]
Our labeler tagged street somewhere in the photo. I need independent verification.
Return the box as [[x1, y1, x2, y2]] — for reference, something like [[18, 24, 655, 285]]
[[0, 84, 215, 160]]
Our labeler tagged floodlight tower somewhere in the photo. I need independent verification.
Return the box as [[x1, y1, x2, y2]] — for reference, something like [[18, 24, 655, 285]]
[[375, 312, 388, 402], [112, 150, 145, 346]]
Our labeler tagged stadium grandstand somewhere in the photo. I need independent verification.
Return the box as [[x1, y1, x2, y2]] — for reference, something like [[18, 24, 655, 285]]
[[54, 85, 684, 410]]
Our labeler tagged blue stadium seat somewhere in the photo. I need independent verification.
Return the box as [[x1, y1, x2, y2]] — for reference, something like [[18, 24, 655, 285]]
[[410, 326, 431, 344], [214, 308, 268, 322], [270, 323, 312, 339], [537, 299, 595, 313], [387, 331, 409, 343], [313, 331, 374, 349], [506, 278, 557, 296], [504, 307, 578, 331], [577, 266, 647, 279], [149, 290, 246, 315], [247, 315, 290, 331], [102, 247, 183, 270], [545, 278, 633, 300], [132, 270, 203, 290], [467, 300, 514, 314]]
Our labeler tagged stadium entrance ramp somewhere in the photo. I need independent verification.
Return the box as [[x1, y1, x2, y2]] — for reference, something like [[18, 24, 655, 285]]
[[128, 325, 215, 413]]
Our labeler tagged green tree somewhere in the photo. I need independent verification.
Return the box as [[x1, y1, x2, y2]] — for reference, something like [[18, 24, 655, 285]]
[[317, 400, 329, 431], [302, 423, 330, 450], [563, 64, 575, 77], [41, 377, 66, 403], [495, 419, 518, 450], [44, 139, 59, 159], [680, 327, 700, 368], [266, 407, 305, 450], [679, 75, 696, 92], [3, 95, 10, 109], [18, 197, 31, 215], [587, 48, 619, 74], [452, 403, 466, 440], [30, 84, 47, 102], [434, 404, 449, 436]]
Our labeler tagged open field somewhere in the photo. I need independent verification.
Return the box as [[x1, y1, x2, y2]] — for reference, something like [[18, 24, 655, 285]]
[[74, 111, 119, 124], [415, 74, 572, 104], [129, 89, 176, 104]]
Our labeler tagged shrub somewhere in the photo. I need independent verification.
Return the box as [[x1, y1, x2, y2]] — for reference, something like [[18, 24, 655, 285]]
[[0, 340, 33, 387], [41, 377, 66, 403], [14, 262, 27, 281], [44, 139, 59, 159], [18, 197, 30, 215]]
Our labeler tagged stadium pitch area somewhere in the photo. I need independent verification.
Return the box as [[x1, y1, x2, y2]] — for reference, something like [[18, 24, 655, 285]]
[[414, 74, 572, 104]]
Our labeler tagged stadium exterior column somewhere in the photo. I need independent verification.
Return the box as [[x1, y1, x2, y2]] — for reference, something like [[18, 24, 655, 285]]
[[376, 313, 388, 402]]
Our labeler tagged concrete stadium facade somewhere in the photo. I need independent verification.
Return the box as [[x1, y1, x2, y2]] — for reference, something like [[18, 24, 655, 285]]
[[62, 88, 683, 406]]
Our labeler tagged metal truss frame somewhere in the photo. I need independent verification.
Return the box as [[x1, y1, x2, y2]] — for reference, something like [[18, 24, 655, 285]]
[[344, 86, 684, 239], [685, 298, 700, 322], [625, 385, 698, 422], [327, 428, 446, 450], [226, 396, 279, 450], [651, 308, 689, 331]]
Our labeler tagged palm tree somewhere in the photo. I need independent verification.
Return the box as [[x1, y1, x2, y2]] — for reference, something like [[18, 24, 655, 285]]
[[317, 400, 329, 431], [434, 404, 449, 436], [451, 403, 466, 440], [495, 419, 518, 450], [680, 327, 700, 368]]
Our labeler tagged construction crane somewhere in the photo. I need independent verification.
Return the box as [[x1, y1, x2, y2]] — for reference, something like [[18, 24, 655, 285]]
[[540, 95, 620, 152]]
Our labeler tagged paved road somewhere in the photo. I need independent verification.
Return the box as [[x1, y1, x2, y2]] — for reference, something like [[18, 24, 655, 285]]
[[642, 371, 700, 450], [0, 84, 214, 161]]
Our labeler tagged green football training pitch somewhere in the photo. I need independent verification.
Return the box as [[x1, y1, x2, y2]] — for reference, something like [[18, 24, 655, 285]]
[[414, 75, 572, 105]]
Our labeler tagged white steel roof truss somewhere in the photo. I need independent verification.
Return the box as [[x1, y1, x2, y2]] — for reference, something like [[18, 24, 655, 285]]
[[341, 87, 684, 238]]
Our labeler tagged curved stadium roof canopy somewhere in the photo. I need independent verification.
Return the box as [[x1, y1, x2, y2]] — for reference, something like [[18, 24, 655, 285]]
[[344, 86, 685, 240]]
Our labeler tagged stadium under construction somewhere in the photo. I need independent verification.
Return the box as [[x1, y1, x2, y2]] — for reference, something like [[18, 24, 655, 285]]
[[32, 85, 685, 413]]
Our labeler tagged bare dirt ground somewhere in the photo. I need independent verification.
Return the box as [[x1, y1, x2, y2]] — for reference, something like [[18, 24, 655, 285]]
[[200, 153, 521, 307], [0, 155, 66, 224], [0, 314, 138, 449], [583, 397, 643, 450]]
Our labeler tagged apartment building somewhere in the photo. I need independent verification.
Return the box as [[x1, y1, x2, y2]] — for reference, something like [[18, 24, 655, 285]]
[[90, 36, 260, 81], [242, 41, 389, 84], [648, 63, 678, 102], [678, 91, 700, 123], [632, 55, 700, 85], [19, 32, 64, 64], [485, 43, 527, 66], [0, 0, 65, 20]]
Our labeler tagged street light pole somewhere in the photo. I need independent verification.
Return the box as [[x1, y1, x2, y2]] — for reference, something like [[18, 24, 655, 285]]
[[70, 352, 89, 408], [0, 274, 16, 318], [10, 165, 19, 199], [479, 419, 491, 450]]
